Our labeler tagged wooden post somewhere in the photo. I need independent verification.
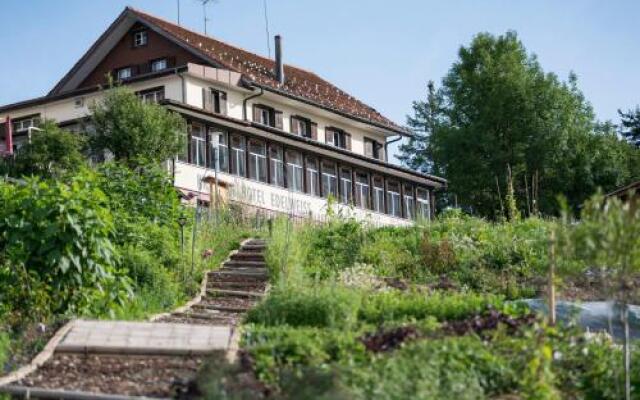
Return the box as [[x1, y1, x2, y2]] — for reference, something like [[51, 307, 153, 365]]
[[548, 230, 556, 326]]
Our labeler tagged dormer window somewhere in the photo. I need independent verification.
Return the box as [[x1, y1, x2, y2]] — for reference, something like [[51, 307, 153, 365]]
[[151, 58, 167, 72], [117, 67, 132, 80], [133, 30, 148, 47], [325, 127, 351, 150], [290, 116, 317, 139]]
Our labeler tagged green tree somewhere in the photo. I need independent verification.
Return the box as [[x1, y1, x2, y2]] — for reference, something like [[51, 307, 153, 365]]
[[619, 106, 640, 147], [11, 120, 86, 179], [89, 86, 186, 167], [401, 31, 637, 217]]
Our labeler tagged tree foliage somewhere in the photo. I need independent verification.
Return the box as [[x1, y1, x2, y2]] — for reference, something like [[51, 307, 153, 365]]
[[619, 106, 640, 147], [6, 120, 86, 179], [89, 86, 186, 167], [401, 31, 639, 217]]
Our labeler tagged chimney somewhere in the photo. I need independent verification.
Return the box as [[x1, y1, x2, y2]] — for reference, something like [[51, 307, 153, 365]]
[[274, 35, 284, 85]]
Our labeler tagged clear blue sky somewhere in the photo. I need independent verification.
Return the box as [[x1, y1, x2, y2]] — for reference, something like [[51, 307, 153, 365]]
[[1, 0, 638, 162]]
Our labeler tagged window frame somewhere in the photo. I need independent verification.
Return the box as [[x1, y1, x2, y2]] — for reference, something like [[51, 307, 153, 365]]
[[230, 134, 246, 177], [321, 161, 338, 199], [306, 156, 320, 197], [355, 171, 370, 209], [133, 30, 148, 47], [339, 167, 353, 205], [269, 144, 285, 187], [286, 150, 304, 192], [386, 181, 402, 217], [208, 128, 229, 172], [190, 123, 207, 167], [150, 58, 168, 73], [117, 67, 133, 80], [372, 176, 385, 213], [248, 139, 268, 183]]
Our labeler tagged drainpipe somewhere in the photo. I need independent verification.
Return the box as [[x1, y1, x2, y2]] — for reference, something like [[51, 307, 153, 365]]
[[4, 116, 13, 155], [384, 134, 402, 163], [242, 86, 264, 121]]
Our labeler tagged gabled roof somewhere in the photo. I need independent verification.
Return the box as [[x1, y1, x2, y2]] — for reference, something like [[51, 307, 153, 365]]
[[50, 7, 407, 134]]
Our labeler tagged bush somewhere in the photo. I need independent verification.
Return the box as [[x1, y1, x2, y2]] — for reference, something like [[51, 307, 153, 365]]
[[246, 285, 361, 329], [0, 172, 129, 319], [358, 290, 505, 324]]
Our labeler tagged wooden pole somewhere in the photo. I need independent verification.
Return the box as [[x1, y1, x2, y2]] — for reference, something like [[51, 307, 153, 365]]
[[548, 230, 556, 325]]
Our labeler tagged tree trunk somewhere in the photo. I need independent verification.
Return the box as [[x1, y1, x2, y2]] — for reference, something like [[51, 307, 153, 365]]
[[548, 230, 556, 325], [622, 302, 631, 400]]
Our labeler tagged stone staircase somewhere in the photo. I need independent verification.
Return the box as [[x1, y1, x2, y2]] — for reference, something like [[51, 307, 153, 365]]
[[157, 238, 268, 326]]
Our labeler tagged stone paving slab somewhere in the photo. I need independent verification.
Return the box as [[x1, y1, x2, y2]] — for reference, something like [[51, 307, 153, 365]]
[[56, 320, 232, 356]]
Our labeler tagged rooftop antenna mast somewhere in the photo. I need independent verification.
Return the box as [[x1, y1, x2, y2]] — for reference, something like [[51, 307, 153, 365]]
[[263, 0, 272, 58], [197, 0, 218, 35], [177, 0, 181, 25]]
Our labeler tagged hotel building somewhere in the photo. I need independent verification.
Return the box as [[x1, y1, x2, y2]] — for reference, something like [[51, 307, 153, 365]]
[[0, 7, 446, 226]]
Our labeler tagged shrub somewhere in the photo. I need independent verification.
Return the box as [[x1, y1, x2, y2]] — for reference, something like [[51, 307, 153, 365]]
[[0, 172, 129, 319], [358, 290, 505, 324], [246, 285, 361, 329]]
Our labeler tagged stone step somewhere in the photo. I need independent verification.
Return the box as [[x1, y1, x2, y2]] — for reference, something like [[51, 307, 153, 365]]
[[240, 244, 267, 252], [224, 260, 267, 269], [245, 239, 267, 245], [231, 252, 266, 261], [206, 289, 265, 299], [208, 280, 267, 291], [172, 311, 239, 322], [208, 270, 269, 280], [192, 303, 251, 313]]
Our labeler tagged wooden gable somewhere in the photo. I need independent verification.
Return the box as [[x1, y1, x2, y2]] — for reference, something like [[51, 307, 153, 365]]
[[78, 22, 206, 89]]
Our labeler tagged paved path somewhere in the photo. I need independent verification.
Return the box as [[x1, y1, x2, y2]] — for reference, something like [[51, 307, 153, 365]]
[[56, 320, 233, 355], [1, 238, 269, 399]]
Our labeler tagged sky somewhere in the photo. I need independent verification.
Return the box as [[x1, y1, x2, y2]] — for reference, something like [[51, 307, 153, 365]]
[[0, 0, 638, 162]]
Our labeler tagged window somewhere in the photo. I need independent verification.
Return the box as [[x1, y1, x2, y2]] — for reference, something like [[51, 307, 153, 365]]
[[403, 184, 415, 220], [373, 176, 385, 213], [417, 188, 431, 220], [74, 97, 85, 108], [208, 129, 228, 172], [12, 115, 40, 133], [290, 116, 315, 139], [253, 104, 283, 129], [204, 89, 227, 115], [133, 30, 148, 47], [364, 138, 383, 160], [286, 150, 304, 192], [321, 161, 338, 199], [151, 58, 167, 72], [306, 156, 320, 196], [117, 67, 132, 80], [355, 172, 370, 209], [270, 145, 285, 187], [339, 167, 353, 205], [190, 124, 206, 167], [230, 134, 246, 177], [137, 87, 165, 104], [387, 181, 402, 217], [325, 127, 350, 149], [247, 140, 267, 182]]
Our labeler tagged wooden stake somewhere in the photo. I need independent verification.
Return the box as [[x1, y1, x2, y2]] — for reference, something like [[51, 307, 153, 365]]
[[548, 230, 557, 325]]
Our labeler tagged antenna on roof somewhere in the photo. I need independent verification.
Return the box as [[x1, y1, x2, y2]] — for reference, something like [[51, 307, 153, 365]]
[[197, 0, 218, 35], [263, 0, 272, 58], [177, 0, 181, 25]]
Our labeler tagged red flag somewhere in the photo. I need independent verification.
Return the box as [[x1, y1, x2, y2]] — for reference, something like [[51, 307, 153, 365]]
[[4, 116, 12, 155]]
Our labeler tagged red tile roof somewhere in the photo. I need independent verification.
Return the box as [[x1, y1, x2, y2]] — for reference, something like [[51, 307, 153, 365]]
[[130, 8, 405, 133]]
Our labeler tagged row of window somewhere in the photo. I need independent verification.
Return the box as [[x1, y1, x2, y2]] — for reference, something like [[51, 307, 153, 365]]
[[115, 57, 171, 81], [179, 122, 431, 220]]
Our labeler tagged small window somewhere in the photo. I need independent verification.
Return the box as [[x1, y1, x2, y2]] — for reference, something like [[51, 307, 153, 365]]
[[321, 161, 338, 199], [137, 87, 165, 104], [151, 58, 167, 72], [372, 176, 385, 213], [325, 127, 350, 149], [365, 138, 383, 160], [248, 140, 267, 183], [252, 104, 282, 129], [117, 67, 132, 80], [417, 188, 431, 221], [270, 145, 285, 187], [403, 184, 415, 220], [339, 167, 353, 205], [74, 97, 85, 108], [291, 116, 315, 138], [190, 123, 206, 167], [208, 129, 228, 172], [355, 172, 370, 209], [133, 31, 148, 47], [230, 135, 246, 177], [306, 156, 320, 196], [12, 115, 40, 133], [204, 88, 227, 115], [286, 150, 304, 192], [387, 181, 402, 217]]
